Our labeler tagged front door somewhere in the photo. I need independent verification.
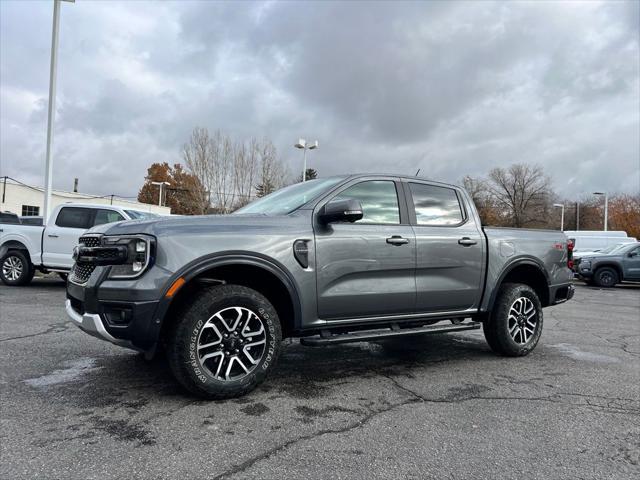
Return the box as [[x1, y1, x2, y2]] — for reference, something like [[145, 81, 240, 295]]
[[622, 246, 640, 280], [406, 181, 484, 312], [314, 179, 416, 320]]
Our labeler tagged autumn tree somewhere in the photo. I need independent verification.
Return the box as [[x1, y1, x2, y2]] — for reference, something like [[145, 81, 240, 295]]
[[137, 162, 208, 215], [461, 175, 501, 226], [608, 194, 640, 239]]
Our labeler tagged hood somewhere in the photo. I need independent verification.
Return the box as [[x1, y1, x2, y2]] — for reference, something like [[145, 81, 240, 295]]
[[87, 212, 309, 237]]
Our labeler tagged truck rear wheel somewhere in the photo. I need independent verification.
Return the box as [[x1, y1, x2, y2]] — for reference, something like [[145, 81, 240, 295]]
[[167, 284, 282, 399], [0, 250, 34, 286], [483, 283, 543, 357]]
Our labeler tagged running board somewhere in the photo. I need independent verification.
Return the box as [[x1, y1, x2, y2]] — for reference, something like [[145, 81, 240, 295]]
[[300, 321, 481, 346]]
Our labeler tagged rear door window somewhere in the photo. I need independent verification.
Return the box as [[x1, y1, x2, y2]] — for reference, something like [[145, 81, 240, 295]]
[[409, 183, 464, 226], [55, 207, 93, 229]]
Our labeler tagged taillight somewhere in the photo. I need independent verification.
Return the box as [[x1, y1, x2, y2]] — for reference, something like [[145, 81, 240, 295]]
[[567, 240, 574, 269]]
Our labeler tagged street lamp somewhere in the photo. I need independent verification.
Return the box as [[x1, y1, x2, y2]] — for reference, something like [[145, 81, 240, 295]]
[[553, 203, 565, 231], [42, 0, 74, 224], [593, 191, 608, 231], [294, 138, 319, 182], [151, 181, 170, 207]]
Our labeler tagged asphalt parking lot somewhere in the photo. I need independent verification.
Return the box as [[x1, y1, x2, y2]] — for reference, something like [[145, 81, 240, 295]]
[[1, 278, 638, 480]]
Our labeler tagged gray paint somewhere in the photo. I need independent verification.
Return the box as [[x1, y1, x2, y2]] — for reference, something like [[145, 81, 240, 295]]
[[84, 174, 574, 333]]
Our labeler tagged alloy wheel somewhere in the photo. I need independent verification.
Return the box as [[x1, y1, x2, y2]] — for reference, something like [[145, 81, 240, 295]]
[[196, 306, 267, 381], [507, 297, 538, 345], [2, 256, 23, 281]]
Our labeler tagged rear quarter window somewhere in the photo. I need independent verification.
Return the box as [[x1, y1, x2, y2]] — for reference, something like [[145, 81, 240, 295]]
[[55, 207, 93, 229]]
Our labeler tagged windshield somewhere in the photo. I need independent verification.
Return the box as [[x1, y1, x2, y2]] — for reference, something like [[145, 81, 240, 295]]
[[599, 243, 626, 254], [125, 210, 159, 220], [235, 177, 345, 215]]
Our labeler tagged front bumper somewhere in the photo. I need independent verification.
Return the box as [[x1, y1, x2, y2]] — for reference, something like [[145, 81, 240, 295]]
[[66, 264, 170, 351], [65, 299, 140, 351]]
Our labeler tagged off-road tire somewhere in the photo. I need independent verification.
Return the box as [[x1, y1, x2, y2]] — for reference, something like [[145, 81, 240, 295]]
[[483, 283, 543, 357], [593, 267, 618, 288], [167, 284, 282, 399], [0, 250, 34, 286]]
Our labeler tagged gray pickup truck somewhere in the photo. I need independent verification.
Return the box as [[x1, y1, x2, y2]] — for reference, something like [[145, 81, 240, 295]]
[[65, 174, 574, 399]]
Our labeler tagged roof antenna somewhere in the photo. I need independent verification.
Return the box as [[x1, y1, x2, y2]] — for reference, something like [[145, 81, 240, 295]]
[[415, 168, 421, 176]]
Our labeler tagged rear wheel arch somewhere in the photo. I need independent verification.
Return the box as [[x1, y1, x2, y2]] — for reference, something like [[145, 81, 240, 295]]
[[488, 260, 550, 311], [157, 253, 302, 343], [1, 239, 31, 255]]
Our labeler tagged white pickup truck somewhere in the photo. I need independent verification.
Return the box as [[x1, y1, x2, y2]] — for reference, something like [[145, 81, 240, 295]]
[[0, 203, 158, 286]]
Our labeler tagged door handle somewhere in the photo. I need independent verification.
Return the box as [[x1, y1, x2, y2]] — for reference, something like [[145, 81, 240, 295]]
[[458, 237, 477, 246], [386, 236, 409, 246], [47, 234, 59, 238]]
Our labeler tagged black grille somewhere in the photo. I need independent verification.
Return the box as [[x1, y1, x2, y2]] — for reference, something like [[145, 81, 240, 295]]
[[69, 235, 101, 284], [79, 235, 101, 248]]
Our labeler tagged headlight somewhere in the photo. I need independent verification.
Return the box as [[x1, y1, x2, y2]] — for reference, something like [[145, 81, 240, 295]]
[[102, 235, 155, 279], [580, 260, 591, 270]]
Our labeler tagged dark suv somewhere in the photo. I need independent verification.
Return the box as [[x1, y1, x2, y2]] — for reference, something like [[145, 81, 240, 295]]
[[574, 242, 640, 287]]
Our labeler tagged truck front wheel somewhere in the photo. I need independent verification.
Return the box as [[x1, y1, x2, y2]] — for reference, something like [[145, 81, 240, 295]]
[[167, 284, 282, 399], [0, 250, 34, 286], [483, 283, 543, 357]]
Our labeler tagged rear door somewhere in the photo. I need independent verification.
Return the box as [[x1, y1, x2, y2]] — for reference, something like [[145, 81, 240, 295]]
[[406, 181, 484, 312], [314, 178, 416, 320], [42, 207, 94, 268]]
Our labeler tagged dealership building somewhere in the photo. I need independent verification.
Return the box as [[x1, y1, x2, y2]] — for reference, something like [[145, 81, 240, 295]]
[[0, 177, 171, 219]]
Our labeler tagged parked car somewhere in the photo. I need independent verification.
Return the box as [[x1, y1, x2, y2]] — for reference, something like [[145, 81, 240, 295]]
[[573, 242, 640, 287], [65, 174, 574, 399], [565, 230, 636, 254], [0, 203, 158, 285], [572, 242, 634, 261]]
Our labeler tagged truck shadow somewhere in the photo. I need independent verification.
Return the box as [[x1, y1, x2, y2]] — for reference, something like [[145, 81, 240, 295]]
[[66, 332, 492, 407]]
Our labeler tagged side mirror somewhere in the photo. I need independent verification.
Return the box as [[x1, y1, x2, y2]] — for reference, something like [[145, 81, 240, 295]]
[[628, 251, 638, 258], [320, 198, 363, 224]]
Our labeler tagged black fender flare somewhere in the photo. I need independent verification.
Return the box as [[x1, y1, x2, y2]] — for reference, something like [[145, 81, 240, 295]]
[[153, 251, 303, 332], [485, 256, 550, 312]]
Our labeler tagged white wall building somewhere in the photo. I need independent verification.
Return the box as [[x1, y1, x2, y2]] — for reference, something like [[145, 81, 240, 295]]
[[0, 177, 171, 220]]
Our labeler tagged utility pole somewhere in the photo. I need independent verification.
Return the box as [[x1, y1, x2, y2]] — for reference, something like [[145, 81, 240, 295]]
[[294, 139, 319, 182], [42, 0, 74, 224], [593, 192, 608, 231], [576, 202, 580, 231], [151, 181, 170, 207]]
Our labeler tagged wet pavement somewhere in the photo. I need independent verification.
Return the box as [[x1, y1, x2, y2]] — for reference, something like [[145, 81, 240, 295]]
[[1, 278, 639, 479]]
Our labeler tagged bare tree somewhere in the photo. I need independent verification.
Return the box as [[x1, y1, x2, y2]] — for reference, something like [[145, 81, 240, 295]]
[[183, 127, 290, 210], [486, 164, 551, 228], [256, 139, 289, 197], [232, 138, 259, 209], [182, 127, 213, 214]]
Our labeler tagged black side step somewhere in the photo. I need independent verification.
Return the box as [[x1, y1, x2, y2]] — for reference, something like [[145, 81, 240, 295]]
[[300, 321, 481, 346]]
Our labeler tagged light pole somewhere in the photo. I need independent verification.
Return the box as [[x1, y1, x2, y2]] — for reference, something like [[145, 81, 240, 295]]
[[294, 139, 318, 182], [151, 181, 170, 207], [593, 191, 608, 231], [42, 0, 74, 224], [553, 203, 565, 231]]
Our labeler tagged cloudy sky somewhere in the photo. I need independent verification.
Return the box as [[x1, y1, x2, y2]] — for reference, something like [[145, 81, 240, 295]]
[[1, 0, 638, 200]]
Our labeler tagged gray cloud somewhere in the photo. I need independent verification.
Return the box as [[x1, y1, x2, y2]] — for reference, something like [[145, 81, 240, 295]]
[[1, 0, 638, 199]]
